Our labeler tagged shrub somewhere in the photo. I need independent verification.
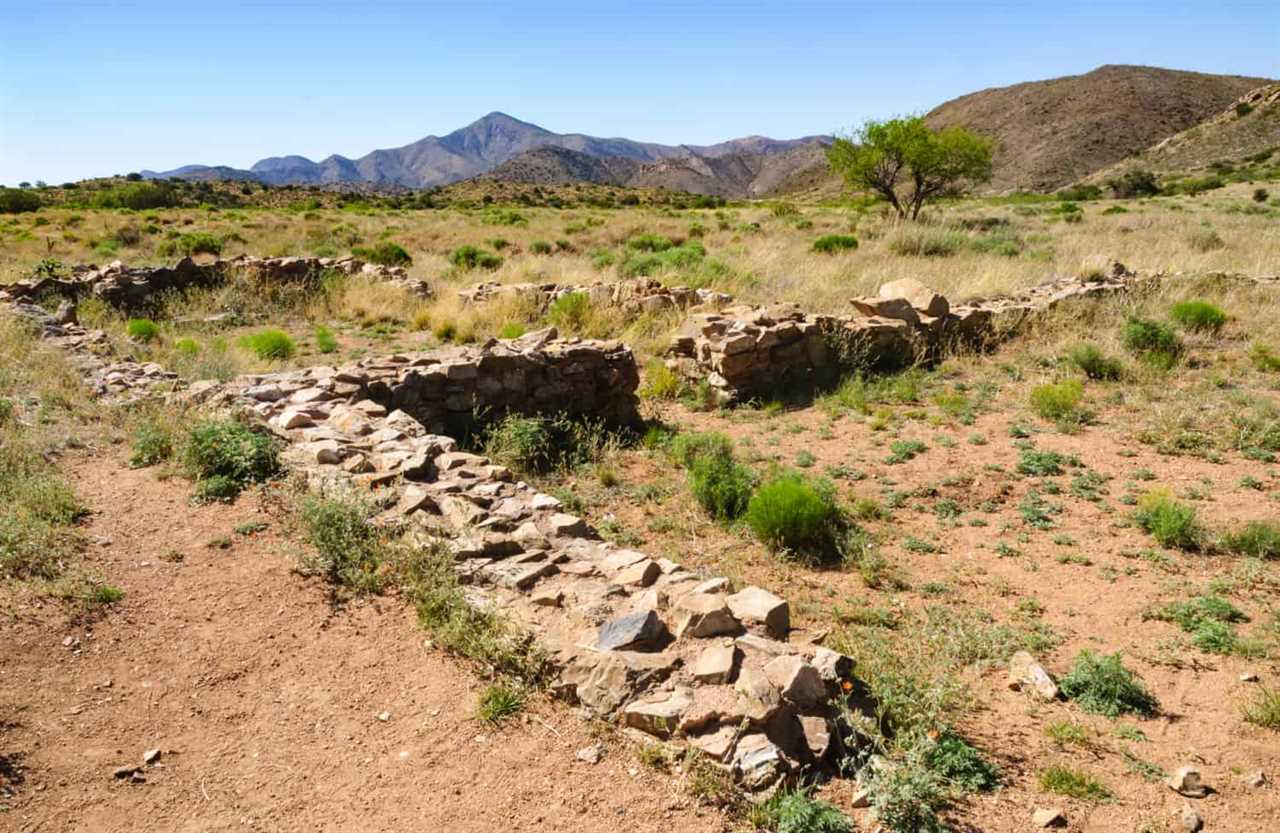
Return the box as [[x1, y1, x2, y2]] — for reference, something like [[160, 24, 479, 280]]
[[1029, 379, 1088, 428], [90, 181, 177, 210], [688, 451, 754, 523], [1134, 489, 1201, 550], [1108, 169, 1159, 198], [1250, 342, 1280, 372], [886, 227, 963, 257], [746, 474, 844, 561], [0, 187, 42, 213], [298, 494, 387, 592], [866, 762, 950, 833], [1059, 650, 1158, 717], [125, 318, 160, 342], [885, 439, 927, 464], [529, 240, 553, 254], [1068, 344, 1123, 380], [165, 231, 223, 257], [450, 245, 503, 270], [812, 234, 859, 254], [1222, 521, 1280, 559], [173, 337, 201, 357], [480, 413, 608, 476], [1186, 227, 1225, 252], [1169, 300, 1226, 333], [181, 419, 280, 500], [639, 359, 681, 400], [1038, 765, 1112, 801], [239, 328, 297, 360], [626, 233, 674, 252], [922, 730, 1000, 792], [314, 325, 338, 354], [498, 322, 526, 339], [758, 790, 853, 833], [1242, 688, 1280, 730], [129, 420, 175, 468], [353, 241, 412, 267], [1253, 188, 1270, 204], [620, 241, 705, 277], [191, 474, 240, 504], [476, 682, 526, 724], [546, 291, 590, 332], [671, 431, 734, 467], [1121, 317, 1183, 368]]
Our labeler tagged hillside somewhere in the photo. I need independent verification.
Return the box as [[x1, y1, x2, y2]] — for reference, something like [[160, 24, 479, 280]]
[[143, 112, 825, 191], [926, 65, 1272, 192], [1088, 83, 1280, 182]]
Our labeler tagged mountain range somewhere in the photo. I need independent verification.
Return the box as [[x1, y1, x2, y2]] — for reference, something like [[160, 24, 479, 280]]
[[142, 65, 1277, 198]]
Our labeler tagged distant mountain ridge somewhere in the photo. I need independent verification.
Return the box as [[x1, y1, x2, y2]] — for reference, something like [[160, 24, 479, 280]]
[[142, 112, 828, 192]]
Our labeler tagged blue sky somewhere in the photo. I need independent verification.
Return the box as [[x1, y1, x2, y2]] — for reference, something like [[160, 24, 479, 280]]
[[1, 1, 1276, 185]]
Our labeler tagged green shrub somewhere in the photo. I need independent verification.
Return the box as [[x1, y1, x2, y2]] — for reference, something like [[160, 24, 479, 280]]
[[1185, 228, 1225, 252], [239, 329, 296, 360], [89, 181, 177, 210], [450, 245, 503, 270], [0, 187, 42, 213], [1250, 342, 1280, 372], [546, 291, 590, 332], [1029, 379, 1088, 428], [1059, 650, 1158, 717], [353, 241, 412, 266], [480, 413, 609, 476], [125, 318, 160, 342], [529, 240, 553, 255], [1068, 344, 1123, 380], [181, 419, 280, 501], [886, 227, 964, 257], [1121, 317, 1183, 368], [157, 231, 223, 258], [812, 234, 859, 254], [885, 439, 927, 464], [1148, 594, 1247, 654], [1134, 489, 1201, 550], [1108, 169, 1159, 198], [626, 233, 674, 252], [670, 431, 734, 467], [129, 420, 175, 468], [299, 494, 387, 592], [314, 325, 338, 354], [688, 451, 754, 523], [1169, 300, 1226, 333], [173, 337, 201, 357], [1038, 765, 1111, 801], [1222, 521, 1280, 559], [191, 474, 240, 504], [639, 359, 681, 400], [922, 730, 1000, 792], [746, 473, 844, 561], [867, 762, 950, 833], [1242, 688, 1280, 730], [476, 682, 526, 724], [757, 789, 853, 833], [620, 242, 705, 277], [498, 322, 527, 339]]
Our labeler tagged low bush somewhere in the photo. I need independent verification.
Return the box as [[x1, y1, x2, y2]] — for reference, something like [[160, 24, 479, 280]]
[[1242, 688, 1280, 730], [0, 187, 42, 213], [812, 234, 859, 254], [450, 245, 503, 270], [688, 449, 754, 523], [1169, 300, 1226, 333], [180, 419, 280, 501], [157, 231, 223, 257], [1059, 650, 1158, 717], [481, 413, 610, 476], [746, 473, 844, 562], [476, 682, 526, 724], [546, 291, 590, 332], [620, 241, 706, 277], [352, 241, 412, 266], [756, 789, 852, 833], [886, 227, 964, 257], [1147, 594, 1247, 654], [671, 431, 734, 467], [626, 233, 674, 252], [529, 239, 553, 255], [1186, 228, 1226, 252], [922, 730, 1000, 792], [126, 318, 160, 342], [239, 328, 297, 360], [1068, 343, 1123, 380], [1121, 317, 1183, 369], [1221, 520, 1280, 559], [129, 419, 175, 468], [314, 325, 338, 354], [639, 359, 681, 400], [1134, 489, 1202, 550], [1038, 765, 1112, 801], [1029, 379, 1089, 429], [1250, 342, 1280, 372], [498, 322, 526, 339], [299, 494, 388, 593]]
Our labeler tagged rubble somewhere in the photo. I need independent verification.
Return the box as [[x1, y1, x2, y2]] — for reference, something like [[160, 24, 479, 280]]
[[458, 277, 730, 315]]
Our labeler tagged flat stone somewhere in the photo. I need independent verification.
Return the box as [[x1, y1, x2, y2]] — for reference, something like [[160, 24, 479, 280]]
[[530, 587, 563, 607], [798, 715, 831, 760], [1243, 770, 1267, 788], [687, 722, 738, 762], [576, 744, 602, 764], [1181, 805, 1204, 833], [725, 586, 790, 638], [1032, 807, 1066, 828], [672, 593, 740, 639], [879, 277, 949, 318], [733, 733, 785, 790], [692, 643, 738, 685], [596, 610, 666, 652], [1167, 766, 1208, 798], [810, 647, 854, 684], [546, 513, 589, 537], [614, 559, 660, 588], [623, 688, 692, 738], [601, 549, 649, 573], [763, 655, 827, 709], [735, 633, 792, 660], [1008, 651, 1059, 700], [733, 664, 783, 723]]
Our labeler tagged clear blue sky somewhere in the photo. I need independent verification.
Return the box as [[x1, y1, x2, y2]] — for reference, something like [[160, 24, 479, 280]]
[[2, 1, 1276, 185]]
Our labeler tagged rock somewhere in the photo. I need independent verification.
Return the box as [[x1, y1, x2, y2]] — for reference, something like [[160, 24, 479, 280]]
[[530, 587, 563, 607], [576, 744, 602, 764], [623, 688, 692, 738], [849, 787, 870, 808], [546, 513, 589, 537], [1032, 807, 1066, 828], [377, 711, 391, 722], [725, 586, 790, 638], [1240, 671, 1260, 682], [112, 765, 140, 780], [671, 593, 740, 639], [142, 749, 161, 765], [734, 665, 783, 723], [687, 722, 738, 762], [1243, 770, 1267, 788], [810, 647, 854, 685], [798, 714, 832, 761], [692, 643, 738, 685], [763, 655, 827, 709], [1008, 651, 1059, 700], [596, 610, 666, 652], [1180, 804, 1204, 833], [733, 733, 785, 790], [1167, 766, 1208, 798], [614, 559, 660, 588], [878, 278, 949, 318], [849, 295, 921, 325]]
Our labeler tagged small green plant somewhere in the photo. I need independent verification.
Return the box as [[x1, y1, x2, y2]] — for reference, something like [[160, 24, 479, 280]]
[[1044, 721, 1089, 747], [181, 419, 280, 501], [529, 239, 553, 255], [885, 439, 927, 464], [1147, 594, 1247, 654], [1169, 300, 1226, 333], [1029, 379, 1088, 428], [922, 730, 1000, 792], [639, 359, 681, 400], [173, 337, 201, 357], [239, 329, 297, 360], [1222, 520, 1280, 559], [1133, 489, 1202, 550], [126, 318, 160, 342], [1185, 227, 1225, 252], [498, 322, 527, 339], [1016, 449, 1079, 476], [129, 419, 175, 468], [1242, 687, 1280, 730], [811, 234, 859, 254], [352, 241, 412, 266], [476, 682, 526, 724], [757, 789, 853, 833], [1122, 317, 1183, 369], [746, 473, 844, 562], [450, 245, 503, 270], [1059, 650, 1158, 718], [688, 450, 754, 523], [298, 494, 389, 593], [866, 761, 950, 833], [314, 325, 338, 354], [1068, 344, 1123, 380], [546, 291, 590, 332], [1038, 765, 1111, 801]]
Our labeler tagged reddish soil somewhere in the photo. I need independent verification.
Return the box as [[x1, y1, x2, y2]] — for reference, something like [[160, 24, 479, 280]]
[[0, 454, 725, 833]]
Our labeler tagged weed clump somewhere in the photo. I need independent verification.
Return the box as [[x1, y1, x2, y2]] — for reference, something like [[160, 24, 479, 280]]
[[546, 291, 590, 332], [1169, 300, 1226, 333], [450, 245, 503, 270], [746, 473, 845, 562], [1222, 521, 1280, 559], [1121, 317, 1183, 369], [298, 494, 389, 593], [755, 789, 852, 833], [126, 318, 160, 341], [1029, 379, 1089, 429], [352, 241, 412, 266], [181, 419, 280, 502], [1059, 650, 1158, 718], [812, 234, 859, 254], [239, 328, 297, 360], [314, 325, 338, 354], [1134, 489, 1202, 550], [481, 413, 610, 477], [682, 435, 754, 523], [1038, 765, 1112, 801], [1068, 344, 1123, 380], [1242, 688, 1280, 730]]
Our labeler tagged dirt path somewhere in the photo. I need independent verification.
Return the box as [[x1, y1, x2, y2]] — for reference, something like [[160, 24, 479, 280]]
[[0, 453, 725, 833]]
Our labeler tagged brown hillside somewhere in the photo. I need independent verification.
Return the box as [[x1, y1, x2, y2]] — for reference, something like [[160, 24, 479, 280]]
[[1088, 83, 1280, 182], [926, 65, 1272, 192]]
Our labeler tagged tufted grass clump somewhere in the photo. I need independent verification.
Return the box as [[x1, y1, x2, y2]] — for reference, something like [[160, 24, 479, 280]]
[[921, 730, 1001, 792], [687, 446, 754, 524], [1121, 317, 1183, 369], [1068, 343, 1123, 380], [1133, 488, 1202, 550], [239, 328, 296, 360], [639, 358, 682, 400], [314, 325, 338, 354], [1029, 379, 1090, 430], [1038, 765, 1112, 801], [352, 241, 412, 266], [812, 234, 859, 254], [886, 226, 964, 257], [1170, 300, 1226, 333], [1222, 520, 1280, 560], [1059, 650, 1158, 718], [481, 413, 611, 477], [746, 473, 845, 562], [546, 291, 590, 332], [476, 682, 526, 724], [450, 245, 503, 270], [126, 317, 160, 342], [1147, 594, 1247, 654], [298, 493, 389, 593], [1250, 342, 1280, 372], [181, 419, 281, 502], [1242, 688, 1280, 730], [754, 789, 853, 833]]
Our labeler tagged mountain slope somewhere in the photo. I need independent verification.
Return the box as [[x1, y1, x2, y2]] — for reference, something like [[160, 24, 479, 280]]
[[1088, 83, 1280, 182], [926, 65, 1272, 192]]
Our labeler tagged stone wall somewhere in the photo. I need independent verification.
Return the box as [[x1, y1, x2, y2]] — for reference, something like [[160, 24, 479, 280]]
[[0, 254, 431, 312], [459, 277, 731, 316]]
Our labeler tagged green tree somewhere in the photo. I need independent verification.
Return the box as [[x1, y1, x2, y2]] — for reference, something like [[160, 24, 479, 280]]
[[826, 116, 993, 219]]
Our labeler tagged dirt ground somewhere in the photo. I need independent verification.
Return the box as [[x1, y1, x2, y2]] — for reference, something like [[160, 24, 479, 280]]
[[0, 454, 726, 833]]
